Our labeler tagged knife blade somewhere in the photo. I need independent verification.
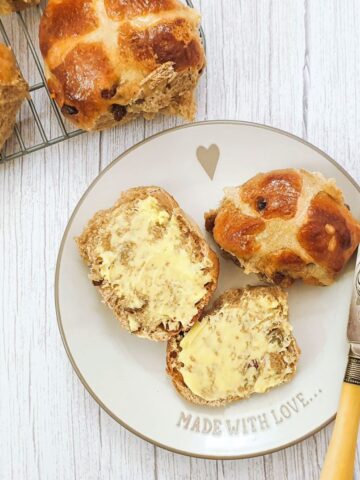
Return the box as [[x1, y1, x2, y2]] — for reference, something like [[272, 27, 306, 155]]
[[345, 248, 360, 384]]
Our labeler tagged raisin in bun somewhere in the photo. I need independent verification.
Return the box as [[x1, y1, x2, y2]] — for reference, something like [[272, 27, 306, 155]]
[[39, 0, 205, 131], [205, 169, 360, 287]]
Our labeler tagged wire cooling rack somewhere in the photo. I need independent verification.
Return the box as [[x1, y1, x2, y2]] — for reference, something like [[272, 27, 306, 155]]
[[0, 0, 205, 163]]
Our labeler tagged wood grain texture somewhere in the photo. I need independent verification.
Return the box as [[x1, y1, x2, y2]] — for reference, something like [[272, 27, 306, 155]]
[[1, 0, 360, 479]]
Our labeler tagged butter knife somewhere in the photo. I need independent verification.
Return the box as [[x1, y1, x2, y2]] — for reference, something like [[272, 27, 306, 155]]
[[321, 249, 360, 480]]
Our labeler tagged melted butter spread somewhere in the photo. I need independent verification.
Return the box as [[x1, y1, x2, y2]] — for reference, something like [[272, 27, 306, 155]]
[[179, 294, 295, 401], [96, 196, 213, 332]]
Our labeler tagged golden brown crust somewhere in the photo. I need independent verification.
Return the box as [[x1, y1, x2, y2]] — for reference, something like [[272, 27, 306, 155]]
[[51, 43, 119, 120], [0, 44, 19, 84], [206, 169, 360, 287], [127, 19, 203, 71], [39, 0, 99, 57], [297, 191, 356, 273], [76, 186, 219, 341], [167, 287, 300, 407], [240, 169, 303, 220], [257, 250, 308, 288], [39, 0, 205, 131], [0, 44, 29, 150], [212, 203, 265, 260], [0, 0, 39, 14], [104, 0, 177, 21]]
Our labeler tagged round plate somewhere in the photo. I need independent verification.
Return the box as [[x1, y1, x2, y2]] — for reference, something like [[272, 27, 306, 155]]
[[55, 121, 360, 459]]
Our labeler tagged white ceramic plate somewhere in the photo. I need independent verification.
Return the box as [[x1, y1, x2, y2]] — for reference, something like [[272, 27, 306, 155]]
[[55, 121, 360, 459]]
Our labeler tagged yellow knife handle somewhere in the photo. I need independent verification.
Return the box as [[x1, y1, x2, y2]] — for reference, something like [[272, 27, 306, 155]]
[[320, 355, 360, 480]]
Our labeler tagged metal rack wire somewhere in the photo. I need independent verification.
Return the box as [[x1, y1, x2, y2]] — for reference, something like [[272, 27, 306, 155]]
[[0, 0, 204, 163], [0, 3, 84, 163]]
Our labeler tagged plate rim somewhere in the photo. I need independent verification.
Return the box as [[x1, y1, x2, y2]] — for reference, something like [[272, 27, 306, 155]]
[[55, 120, 360, 460]]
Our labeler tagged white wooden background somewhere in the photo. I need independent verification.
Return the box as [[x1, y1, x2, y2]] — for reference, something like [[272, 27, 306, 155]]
[[1, 1, 360, 479]]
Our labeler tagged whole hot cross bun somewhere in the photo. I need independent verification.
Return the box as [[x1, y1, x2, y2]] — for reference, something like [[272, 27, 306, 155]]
[[205, 169, 360, 287], [39, 0, 205, 131]]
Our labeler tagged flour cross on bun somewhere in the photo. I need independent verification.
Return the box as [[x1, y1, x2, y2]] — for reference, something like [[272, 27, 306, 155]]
[[167, 287, 300, 406], [205, 169, 360, 287], [76, 187, 219, 341], [39, 0, 205, 131]]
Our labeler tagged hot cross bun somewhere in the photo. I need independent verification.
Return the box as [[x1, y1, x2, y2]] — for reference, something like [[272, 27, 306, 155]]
[[39, 0, 205, 131], [205, 169, 360, 287]]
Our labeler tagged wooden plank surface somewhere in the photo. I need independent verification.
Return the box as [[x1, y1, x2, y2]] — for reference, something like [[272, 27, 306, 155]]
[[1, 0, 360, 479]]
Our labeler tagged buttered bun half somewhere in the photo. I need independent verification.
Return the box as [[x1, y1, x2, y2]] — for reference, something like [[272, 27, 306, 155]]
[[76, 187, 219, 341], [167, 287, 300, 406], [205, 169, 360, 287]]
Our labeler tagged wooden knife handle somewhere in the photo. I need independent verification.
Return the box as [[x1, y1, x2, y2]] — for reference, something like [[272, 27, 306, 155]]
[[320, 356, 360, 480]]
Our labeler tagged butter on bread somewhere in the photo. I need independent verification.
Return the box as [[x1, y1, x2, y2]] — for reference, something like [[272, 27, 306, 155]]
[[76, 187, 219, 341], [39, 0, 205, 131], [167, 287, 300, 406], [205, 169, 360, 287]]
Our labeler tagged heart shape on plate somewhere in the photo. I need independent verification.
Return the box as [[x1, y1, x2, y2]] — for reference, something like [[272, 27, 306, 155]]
[[196, 144, 220, 180]]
